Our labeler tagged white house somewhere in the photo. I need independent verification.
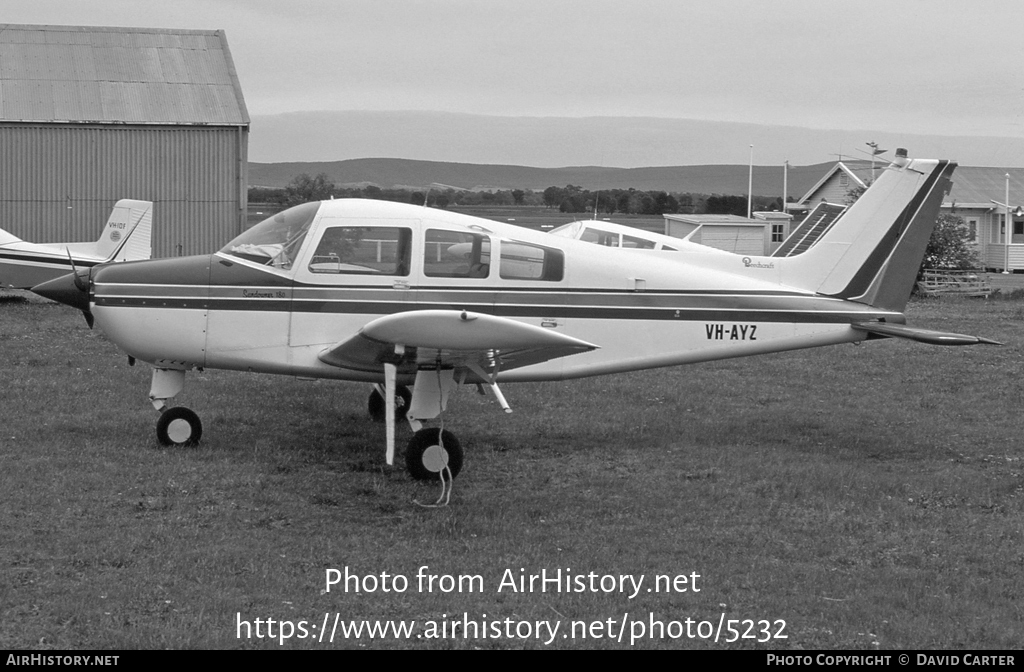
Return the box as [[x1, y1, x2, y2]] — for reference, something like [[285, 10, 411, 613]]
[[794, 161, 1024, 272], [943, 167, 1024, 272]]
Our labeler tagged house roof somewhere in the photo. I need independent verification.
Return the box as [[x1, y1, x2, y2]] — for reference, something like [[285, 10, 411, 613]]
[[0, 24, 248, 125], [795, 160, 878, 205], [664, 214, 764, 227], [946, 167, 1024, 209]]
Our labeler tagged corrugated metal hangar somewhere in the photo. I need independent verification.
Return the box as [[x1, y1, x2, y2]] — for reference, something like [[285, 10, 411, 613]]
[[0, 24, 249, 258]]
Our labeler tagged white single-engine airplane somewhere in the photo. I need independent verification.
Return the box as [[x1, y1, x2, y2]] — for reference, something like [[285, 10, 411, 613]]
[[33, 151, 998, 481], [1, 199, 153, 290]]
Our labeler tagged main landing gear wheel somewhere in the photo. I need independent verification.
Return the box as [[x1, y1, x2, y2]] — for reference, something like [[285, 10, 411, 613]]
[[368, 385, 412, 423], [156, 406, 203, 447], [405, 428, 463, 481]]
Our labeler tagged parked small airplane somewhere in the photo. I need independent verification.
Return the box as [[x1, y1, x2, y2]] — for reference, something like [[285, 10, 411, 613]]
[[33, 151, 997, 481], [547, 218, 687, 251], [1, 199, 153, 289]]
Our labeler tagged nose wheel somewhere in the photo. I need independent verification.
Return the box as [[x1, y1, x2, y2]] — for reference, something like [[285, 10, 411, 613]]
[[156, 406, 203, 447], [405, 428, 463, 481]]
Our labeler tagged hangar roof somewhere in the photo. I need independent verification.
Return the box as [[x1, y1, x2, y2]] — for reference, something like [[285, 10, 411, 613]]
[[0, 24, 248, 125]]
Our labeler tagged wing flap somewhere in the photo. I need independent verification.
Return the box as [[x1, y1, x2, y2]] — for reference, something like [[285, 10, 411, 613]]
[[852, 321, 1001, 346], [319, 310, 598, 374]]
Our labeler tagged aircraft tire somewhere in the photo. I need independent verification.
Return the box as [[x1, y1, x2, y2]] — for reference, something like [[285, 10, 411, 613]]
[[405, 428, 463, 481], [367, 385, 412, 423], [156, 406, 203, 447]]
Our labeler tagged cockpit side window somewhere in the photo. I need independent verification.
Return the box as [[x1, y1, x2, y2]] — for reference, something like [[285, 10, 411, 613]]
[[220, 201, 320, 269], [308, 226, 411, 275], [622, 234, 656, 249], [499, 240, 564, 281], [581, 227, 620, 247], [424, 229, 491, 278]]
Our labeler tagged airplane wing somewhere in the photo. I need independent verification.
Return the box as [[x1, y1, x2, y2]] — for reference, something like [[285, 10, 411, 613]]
[[852, 321, 1001, 346], [318, 309, 598, 379]]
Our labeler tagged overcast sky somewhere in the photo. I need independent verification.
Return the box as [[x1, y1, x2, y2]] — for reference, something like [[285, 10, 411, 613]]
[[5, 1, 1023, 142]]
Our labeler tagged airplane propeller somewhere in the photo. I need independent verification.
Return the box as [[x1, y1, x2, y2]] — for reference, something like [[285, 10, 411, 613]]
[[31, 254, 95, 328]]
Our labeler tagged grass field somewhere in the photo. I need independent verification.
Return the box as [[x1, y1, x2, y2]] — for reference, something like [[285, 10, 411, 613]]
[[1, 291, 1021, 649]]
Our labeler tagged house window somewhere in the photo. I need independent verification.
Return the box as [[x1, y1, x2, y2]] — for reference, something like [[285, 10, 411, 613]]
[[771, 224, 785, 243], [1015, 220, 1024, 237], [839, 173, 849, 187], [967, 219, 977, 242]]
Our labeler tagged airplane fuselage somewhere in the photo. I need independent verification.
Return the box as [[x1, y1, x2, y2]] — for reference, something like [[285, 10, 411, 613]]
[[85, 199, 898, 384], [31, 159, 992, 479]]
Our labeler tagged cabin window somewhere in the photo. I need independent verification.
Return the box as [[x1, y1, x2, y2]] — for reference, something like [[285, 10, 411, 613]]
[[581, 227, 619, 247], [424, 230, 491, 278], [308, 226, 411, 275], [499, 240, 564, 281], [622, 234, 656, 249], [771, 224, 785, 242]]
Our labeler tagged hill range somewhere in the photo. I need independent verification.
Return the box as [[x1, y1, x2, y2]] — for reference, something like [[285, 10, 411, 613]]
[[249, 158, 835, 197]]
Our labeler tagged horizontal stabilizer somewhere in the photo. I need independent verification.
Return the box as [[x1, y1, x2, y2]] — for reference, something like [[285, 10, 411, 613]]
[[852, 322, 1001, 346]]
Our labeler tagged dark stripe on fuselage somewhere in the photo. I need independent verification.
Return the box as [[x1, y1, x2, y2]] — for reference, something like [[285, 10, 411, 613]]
[[0, 251, 100, 268], [93, 290, 894, 324], [90, 252, 898, 325]]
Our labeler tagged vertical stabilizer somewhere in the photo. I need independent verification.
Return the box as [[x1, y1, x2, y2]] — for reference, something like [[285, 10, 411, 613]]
[[94, 200, 153, 262], [779, 151, 955, 312]]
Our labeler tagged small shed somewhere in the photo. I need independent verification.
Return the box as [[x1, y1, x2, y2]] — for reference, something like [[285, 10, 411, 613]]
[[663, 214, 782, 256], [0, 24, 249, 257]]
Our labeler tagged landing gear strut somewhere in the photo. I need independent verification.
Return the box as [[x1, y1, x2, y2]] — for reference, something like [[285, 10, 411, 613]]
[[368, 385, 411, 423]]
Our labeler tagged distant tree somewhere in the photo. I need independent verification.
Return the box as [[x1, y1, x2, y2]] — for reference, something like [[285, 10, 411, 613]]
[[285, 173, 335, 205], [705, 195, 747, 216], [543, 186, 564, 209], [647, 191, 678, 215], [921, 213, 981, 271], [512, 189, 526, 206], [249, 186, 288, 205]]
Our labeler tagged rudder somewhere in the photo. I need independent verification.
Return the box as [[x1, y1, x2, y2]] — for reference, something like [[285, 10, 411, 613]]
[[779, 151, 955, 312], [94, 199, 153, 262]]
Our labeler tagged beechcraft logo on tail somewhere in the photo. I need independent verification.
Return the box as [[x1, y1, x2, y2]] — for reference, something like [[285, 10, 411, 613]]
[[742, 257, 774, 269]]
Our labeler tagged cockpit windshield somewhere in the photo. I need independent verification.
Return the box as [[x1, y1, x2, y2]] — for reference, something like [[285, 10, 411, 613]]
[[219, 201, 320, 269]]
